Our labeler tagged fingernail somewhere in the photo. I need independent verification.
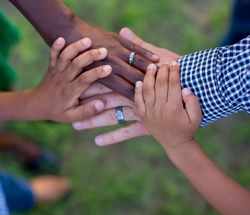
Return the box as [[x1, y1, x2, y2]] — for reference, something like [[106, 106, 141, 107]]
[[103, 65, 111, 73], [99, 48, 107, 55], [73, 121, 83, 129], [122, 29, 133, 40], [147, 64, 156, 70], [170, 61, 178, 66], [152, 55, 159, 60], [182, 88, 192, 95], [95, 101, 104, 111], [136, 81, 141, 88], [56, 37, 63, 45], [82, 38, 91, 46], [95, 136, 104, 146]]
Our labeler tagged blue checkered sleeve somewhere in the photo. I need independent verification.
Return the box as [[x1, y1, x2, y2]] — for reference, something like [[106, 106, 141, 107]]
[[178, 36, 250, 126]]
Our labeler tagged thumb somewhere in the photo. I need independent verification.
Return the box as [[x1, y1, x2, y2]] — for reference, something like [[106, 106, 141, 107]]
[[119, 27, 143, 45], [182, 88, 202, 126], [120, 27, 160, 57]]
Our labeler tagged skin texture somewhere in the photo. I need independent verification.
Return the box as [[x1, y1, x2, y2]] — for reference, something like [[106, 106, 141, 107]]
[[0, 37, 112, 122], [134, 63, 250, 215], [9, 0, 159, 100]]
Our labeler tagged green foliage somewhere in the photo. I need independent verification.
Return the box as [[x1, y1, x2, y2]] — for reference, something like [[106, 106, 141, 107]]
[[1, 0, 249, 215]]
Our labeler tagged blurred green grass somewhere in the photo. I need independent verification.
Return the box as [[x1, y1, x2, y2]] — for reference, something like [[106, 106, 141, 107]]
[[0, 0, 250, 214]]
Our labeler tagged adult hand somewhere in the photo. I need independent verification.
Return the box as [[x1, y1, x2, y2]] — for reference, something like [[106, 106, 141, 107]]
[[10, 0, 159, 100], [72, 83, 150, 145], [119, 27, 180, 66], [67, 20, 159, 100]]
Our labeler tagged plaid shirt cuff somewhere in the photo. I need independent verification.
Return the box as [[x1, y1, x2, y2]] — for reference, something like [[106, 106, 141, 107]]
[[178, 36, 250, 126]]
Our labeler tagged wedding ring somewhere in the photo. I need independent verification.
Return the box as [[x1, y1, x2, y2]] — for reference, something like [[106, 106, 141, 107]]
[[115, 106, 126, 124], [129, 52, 135, 65]]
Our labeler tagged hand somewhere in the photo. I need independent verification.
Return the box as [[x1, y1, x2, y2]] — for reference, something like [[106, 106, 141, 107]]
[[134, 62, 202, 152], [119, 27, 180, 66], [72, 83, 150, 145], [65, 19, 160, 100], [9, 0, 159, 101], [29, 37, 112, 122], [71, 27, 181, 145]]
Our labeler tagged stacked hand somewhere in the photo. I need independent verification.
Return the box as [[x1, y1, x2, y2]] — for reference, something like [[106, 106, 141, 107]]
[[56, 19, 160, 100], [29, 37, 112, 122], [134, 62, 201, 152], [72, 28, 182, 145]]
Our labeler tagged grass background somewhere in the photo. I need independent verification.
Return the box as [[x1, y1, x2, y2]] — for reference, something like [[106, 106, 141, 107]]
[[1, 0, 250, 214]]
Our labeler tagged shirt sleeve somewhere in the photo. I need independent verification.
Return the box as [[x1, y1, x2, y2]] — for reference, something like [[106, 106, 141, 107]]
[[177, 36, 250, 126]]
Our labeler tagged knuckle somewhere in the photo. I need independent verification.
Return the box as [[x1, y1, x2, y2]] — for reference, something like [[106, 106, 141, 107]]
[[134, 73, 144, 82], [82, 107, 96, 119], [169, 105, 181, 114], [143, 87, 153, 96], [107, 110, 117, 122], [89, 49, 99, 59], [156, 77, 167, 87], [125, 87, 135, 99], [78, 75, 87, 85], [72, 57, 81, 68], [169, 78, 179, 86], [60, 87, 69, 97], [134, 56, 147, 69]]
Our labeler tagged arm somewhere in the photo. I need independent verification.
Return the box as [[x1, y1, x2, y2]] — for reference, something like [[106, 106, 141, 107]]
[[0, 37, 112, 122], [9, 0, 159, 100], [134, 62, 250, 215]]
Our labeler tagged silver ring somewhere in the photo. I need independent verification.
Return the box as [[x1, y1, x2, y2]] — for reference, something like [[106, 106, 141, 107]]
[[115, 106, 126, 124], [129, 52, 135, 65]]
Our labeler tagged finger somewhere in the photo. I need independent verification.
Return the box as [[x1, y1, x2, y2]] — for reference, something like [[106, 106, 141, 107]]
[[143, 64, 157, 109], [72, 106, 139, 130], [79, 92, 134, 109], [120, 28, 162, 59], [57, 38, 92, 72], [182, 88, 202, 126], [168, 61, 182, 106], [114, 60, 146, 83], [155, 64, 170, 105], [130, 53, 152, 72], [66, 99, 105, 122], [119, 35, 159, 63], [66, 48, 108, 81], [134, 81, 145, 117], [72, 65, 112, 94], [49, 37, 65, 69], [79, 83, 113, 100], [97, 74, 135, 101], [94, 122, 150, 146], [120, 28, 160, 59]]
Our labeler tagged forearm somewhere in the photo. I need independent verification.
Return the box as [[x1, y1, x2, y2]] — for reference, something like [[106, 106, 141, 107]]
[[9, 0, 88, 46], [166, 141, 250, 215], [0, 89, 41, 122]]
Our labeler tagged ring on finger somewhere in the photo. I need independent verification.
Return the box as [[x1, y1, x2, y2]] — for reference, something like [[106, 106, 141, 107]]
[[115, 106, 126, 124], [129, 52, 135, 65]]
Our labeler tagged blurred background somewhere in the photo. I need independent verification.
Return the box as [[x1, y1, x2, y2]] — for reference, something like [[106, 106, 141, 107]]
[[0, 0, 250, 214]]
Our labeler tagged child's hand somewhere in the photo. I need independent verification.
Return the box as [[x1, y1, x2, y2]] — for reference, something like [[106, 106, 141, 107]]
[[30, 37, 112, 122], [134, 62, 202, 152]]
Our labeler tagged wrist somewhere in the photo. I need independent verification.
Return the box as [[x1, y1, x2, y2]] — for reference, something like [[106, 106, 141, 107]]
[[164, 139, 200, 165]]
